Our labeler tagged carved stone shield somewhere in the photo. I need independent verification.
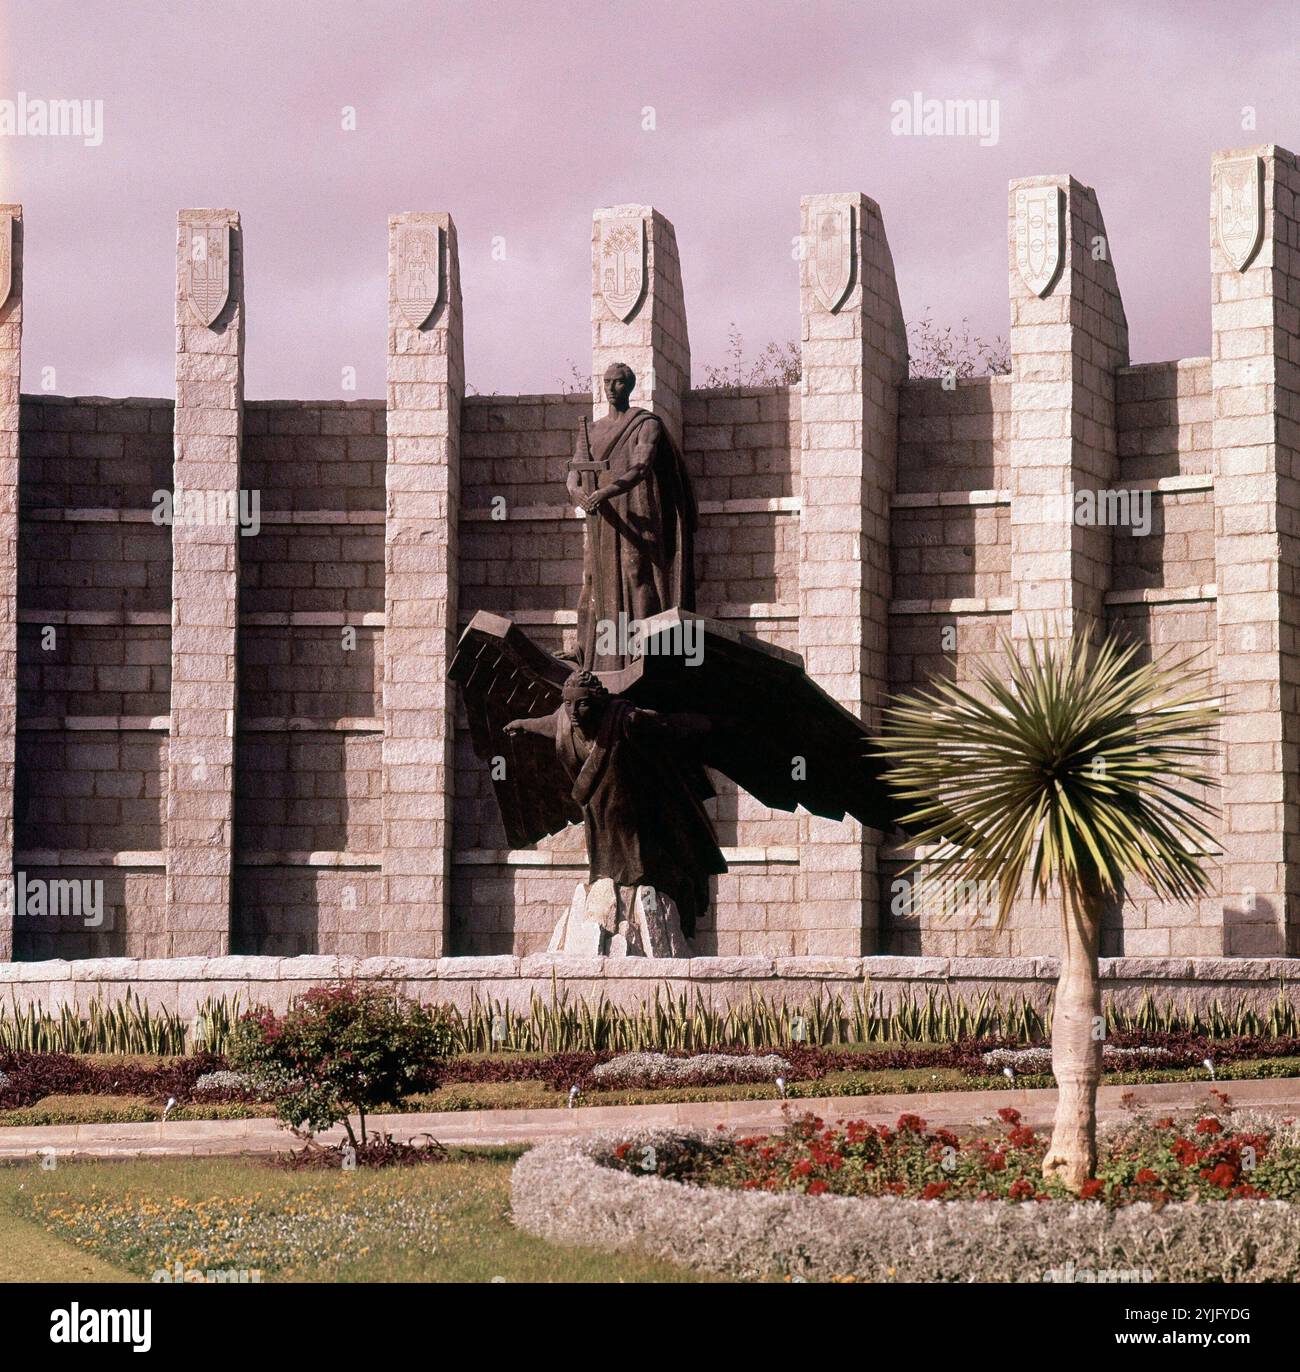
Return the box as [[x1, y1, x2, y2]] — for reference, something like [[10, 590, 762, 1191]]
[[599, 216, 645, 322], [1215, 155, 1264, 272], [1014, 186, 1064, 297], [0, 214, 11, 310], [395, 224, 442, 328], [183, 223, 230, 327], [812, 204, 854, 312]]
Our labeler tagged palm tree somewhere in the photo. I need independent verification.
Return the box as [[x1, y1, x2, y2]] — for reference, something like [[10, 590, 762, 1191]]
[[874, 634, 1220, 1191]]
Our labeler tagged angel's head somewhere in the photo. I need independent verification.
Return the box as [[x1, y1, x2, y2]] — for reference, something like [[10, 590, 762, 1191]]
[[561, 669, 608, 732]]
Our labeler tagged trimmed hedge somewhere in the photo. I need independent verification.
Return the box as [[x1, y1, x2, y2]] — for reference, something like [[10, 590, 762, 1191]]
[[511, 1130, 1300, 1282]]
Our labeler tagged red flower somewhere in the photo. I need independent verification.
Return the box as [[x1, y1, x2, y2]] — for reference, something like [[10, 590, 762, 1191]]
[[922, 1181, 950, 1200], [1135, 1168, 1158, 1185], [613, 1143, 631, 1160], [1008, 1126, 1037, 1148], [1154, 1117, 1175, 1129], [1079, 1179, 1105, 1200], [1171, 1138, 1200, 1166], [1008, 1179, 1034, 1200], [1195, 1117, 1223, 1136], [985, 1151, 1007, 1173], [1201, 1162, 1237, 1189], [896, 1113, 927, 1133], [807, 1179, 829, 1196], [997, 1107, 1022, 1126]]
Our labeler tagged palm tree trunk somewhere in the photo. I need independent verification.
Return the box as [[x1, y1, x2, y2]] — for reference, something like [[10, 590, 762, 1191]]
[[1042, 882, 1104, 1191]]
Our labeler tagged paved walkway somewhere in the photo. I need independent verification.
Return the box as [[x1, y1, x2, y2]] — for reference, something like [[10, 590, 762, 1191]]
[[1, 1077, 1296, 1161]]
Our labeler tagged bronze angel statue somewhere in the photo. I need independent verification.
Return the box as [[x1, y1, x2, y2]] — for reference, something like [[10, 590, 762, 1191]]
[[450, 608, 897, 953]]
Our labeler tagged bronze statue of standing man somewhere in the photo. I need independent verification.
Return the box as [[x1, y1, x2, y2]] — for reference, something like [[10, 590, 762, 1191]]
[[566, 362, 697, 671]]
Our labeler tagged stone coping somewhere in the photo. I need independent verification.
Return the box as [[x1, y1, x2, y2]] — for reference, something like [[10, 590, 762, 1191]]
[[2, 953, 1298, 984]]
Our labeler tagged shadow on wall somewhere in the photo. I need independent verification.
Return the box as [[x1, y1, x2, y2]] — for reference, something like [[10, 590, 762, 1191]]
[[1225, 896, 1286, 958], [12, 867, 164, 960]]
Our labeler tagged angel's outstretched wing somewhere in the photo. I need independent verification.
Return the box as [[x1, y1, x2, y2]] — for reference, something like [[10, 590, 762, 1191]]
[[448, 611, 582, 847], [606, 610, 900, 832]]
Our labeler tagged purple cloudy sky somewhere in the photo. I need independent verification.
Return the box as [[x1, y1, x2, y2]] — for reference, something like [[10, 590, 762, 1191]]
[[2, 0, 1297, 399]]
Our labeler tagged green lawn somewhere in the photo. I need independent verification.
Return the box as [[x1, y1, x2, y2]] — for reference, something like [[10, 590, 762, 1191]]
[[0, 1151, 713, 1283]]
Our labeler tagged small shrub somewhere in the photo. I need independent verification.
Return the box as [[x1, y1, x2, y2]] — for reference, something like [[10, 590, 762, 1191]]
[[228, 983, 453, 1146]]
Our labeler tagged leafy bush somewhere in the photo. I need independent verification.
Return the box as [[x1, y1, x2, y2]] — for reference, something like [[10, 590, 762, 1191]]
[[228, 984, 453, 1146]]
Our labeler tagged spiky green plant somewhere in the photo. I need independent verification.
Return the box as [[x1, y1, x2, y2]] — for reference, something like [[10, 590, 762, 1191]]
[[875, 633, 1221, 1190], [4, 980, 1296, 1061], [0, 991, 244, 1056]]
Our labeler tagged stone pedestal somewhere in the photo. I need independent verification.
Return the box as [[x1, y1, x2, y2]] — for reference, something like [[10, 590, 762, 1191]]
[[548, 879, 690, 957]]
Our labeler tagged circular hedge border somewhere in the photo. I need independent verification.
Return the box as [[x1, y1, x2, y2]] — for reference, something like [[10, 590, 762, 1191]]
[[511, 1130, 1300, 1282]]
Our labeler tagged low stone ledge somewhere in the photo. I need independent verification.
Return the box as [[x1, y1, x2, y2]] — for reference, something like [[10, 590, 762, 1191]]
[[1, 955, 1299, 1017], [1169, 957, 1293, 982], [435, 956, 520, 980], [0, 959, 73, 982], [357, 957, 440, 980], [199, 957, 286, 980], [687, 957, 775, 979], [861, 956, 951, 981], [107, 957, 210, 981], [67, 958, 148, 982], [604, 958, 693, 981], [773, 957, 862, 980], [1103, 957, 1196, 981], [947, 957, 1055, 982], [271, 955, 364, 980], [511, 1132, 1300, 1283], [519, 955, 607, 980]]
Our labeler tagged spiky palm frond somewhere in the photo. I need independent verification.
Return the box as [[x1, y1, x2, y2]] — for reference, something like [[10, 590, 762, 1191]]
[[875, 634, 1221, 928]]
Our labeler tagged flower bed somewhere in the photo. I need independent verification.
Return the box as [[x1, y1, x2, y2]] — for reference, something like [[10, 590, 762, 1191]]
[[589, 1052, 793, 1088], [511, 1116, 1300, 1282], [0, 1051, 260, 1111], [438, 1032, 1300, 1092], [602, 1106, 1300, 1204], [5, 1031, 1300, 1120]]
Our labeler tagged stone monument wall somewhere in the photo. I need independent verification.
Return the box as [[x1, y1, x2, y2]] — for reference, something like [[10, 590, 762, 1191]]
[[4, 149, 1299, 975]]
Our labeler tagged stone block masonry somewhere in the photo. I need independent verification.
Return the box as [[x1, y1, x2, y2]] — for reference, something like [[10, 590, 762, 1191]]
[[3, 148, 1299, 977], [797, 193, 907, 956], [1211, 147, 1300, 958], [0, 206, 18, 960], [165, 209, 243, 958], [382, 213, 464, 958], [592, 206, 689, 446], [1007, 175, 1128, 647]]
